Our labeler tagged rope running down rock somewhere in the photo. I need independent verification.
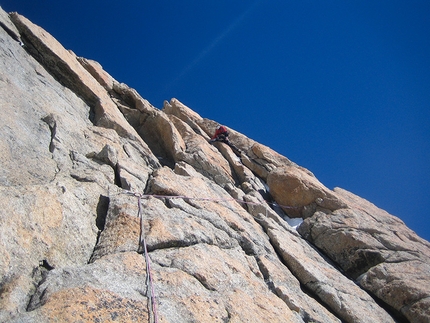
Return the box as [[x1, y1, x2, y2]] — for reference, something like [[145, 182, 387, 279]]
[[125, 190, 302, 323]]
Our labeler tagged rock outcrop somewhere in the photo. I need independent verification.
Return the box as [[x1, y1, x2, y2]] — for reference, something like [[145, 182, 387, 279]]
[[1, 7, 429, 323]]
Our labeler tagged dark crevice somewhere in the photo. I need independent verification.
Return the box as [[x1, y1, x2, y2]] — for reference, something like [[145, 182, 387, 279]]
[[88, 101, 96, 124], [111, 87, 137, 109], [17, 32, 41, 57], [224, 307, 232, 323], [254, 217, 344, 322], [366, 291, 409, 323], [156, 156, 175, 169], [85, 149, 122, 189], [96, 195, 110, 231], [0, 20, 22, 44], [0, 275, 13, 301], [301, 311, 325, 323], [146, 195, 172, 209], [255, 257, 277, 295], [88, 195, 110, 264], [143, 175, 153, 195], [345, 249, 386, 280], [41, 114, 57, 153], [237, 235, 258, 256], [299, 282, 344, 323], [113, 99, 175, 170], [113, 164, 122, 188], [191, 273, 217, 292], [39, 260, 54, 271], [146, 240, 201, 253], [70, 173, 95, 183], [26, 260, 54, 312], [160, 197, 173, 209]]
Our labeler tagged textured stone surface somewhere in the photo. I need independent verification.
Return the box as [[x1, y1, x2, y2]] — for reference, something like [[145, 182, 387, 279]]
[[1, 7, 429, 323], [0, 7, 21, 43], [16, 252, 150, 323], [298, 188, 430, 322], [267, 165, 346, 217], [264, 215, 396, 323]]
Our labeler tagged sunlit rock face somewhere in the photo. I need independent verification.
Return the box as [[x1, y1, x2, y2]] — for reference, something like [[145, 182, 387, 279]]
[[1, 7, 429, 323]]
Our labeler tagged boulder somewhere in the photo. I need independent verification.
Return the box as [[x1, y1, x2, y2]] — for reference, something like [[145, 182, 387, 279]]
[[267, 165, 346, 217]]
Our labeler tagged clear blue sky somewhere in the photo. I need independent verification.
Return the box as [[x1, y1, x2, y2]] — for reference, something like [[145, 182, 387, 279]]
[[2, 1, 429, 241]]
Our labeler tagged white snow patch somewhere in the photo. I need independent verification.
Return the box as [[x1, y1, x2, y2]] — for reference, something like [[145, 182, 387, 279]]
[[271, 202, 303, 230], [285, 215, 304, 230]]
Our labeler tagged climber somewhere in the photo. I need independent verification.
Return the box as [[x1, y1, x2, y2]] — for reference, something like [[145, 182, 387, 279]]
[[210, 125, 230, 144], [210, 125, 241, 156]]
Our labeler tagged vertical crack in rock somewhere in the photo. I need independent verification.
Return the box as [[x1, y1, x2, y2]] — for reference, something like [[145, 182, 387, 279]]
[[26, 260, 54, 312], [41, 114, 57, 153], [88, 195, 110, 263], [113, 164, 122, 188], [255, 256, 277, 295], [299, 281, 342, 322], [86, 144, 124, 188], [365, 286, 410, 323], [95, 195, 110, 232], [111, 83, 177, 169], [253, 214, 344, 322]]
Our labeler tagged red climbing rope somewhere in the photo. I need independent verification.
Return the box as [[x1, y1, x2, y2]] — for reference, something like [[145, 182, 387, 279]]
[[135, 193, 159, 323], [126, 189, 300, 322]]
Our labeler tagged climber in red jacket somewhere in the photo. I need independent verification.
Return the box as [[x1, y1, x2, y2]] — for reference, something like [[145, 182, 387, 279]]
[[210, 125, 241, 156], [210, 125, 230, 143]]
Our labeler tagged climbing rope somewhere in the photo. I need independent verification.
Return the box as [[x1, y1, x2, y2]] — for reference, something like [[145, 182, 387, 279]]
[[132, 192, 159, 323], [125, 190, 300, 323]]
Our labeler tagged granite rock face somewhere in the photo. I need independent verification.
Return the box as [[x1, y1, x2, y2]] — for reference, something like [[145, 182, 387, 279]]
[[267, 166, 347, 217], [1, 7, 429, 323]]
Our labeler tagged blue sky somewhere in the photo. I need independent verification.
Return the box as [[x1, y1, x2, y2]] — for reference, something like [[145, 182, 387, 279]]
[[2, 1, 429, 241]]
